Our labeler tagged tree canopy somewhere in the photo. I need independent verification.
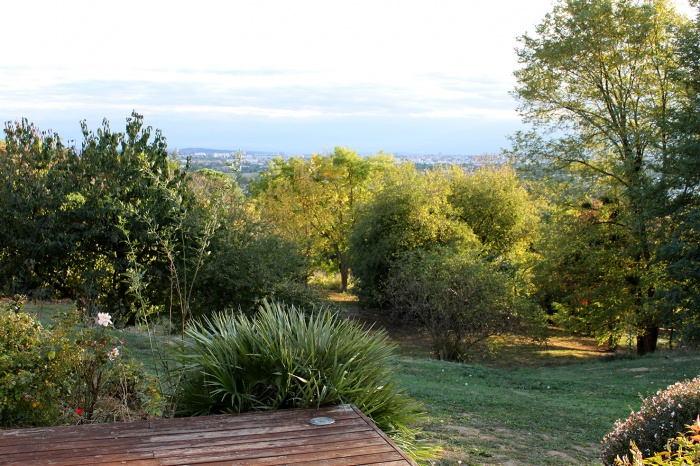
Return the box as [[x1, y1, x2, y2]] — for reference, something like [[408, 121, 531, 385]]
[[511, 0, 689, 354], [251, 147, 393, 292]]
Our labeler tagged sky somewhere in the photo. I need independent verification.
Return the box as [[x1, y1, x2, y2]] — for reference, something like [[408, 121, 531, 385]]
[[1, 1, 697, 155]]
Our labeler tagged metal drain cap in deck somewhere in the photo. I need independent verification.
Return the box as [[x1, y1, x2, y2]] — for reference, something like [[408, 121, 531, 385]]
[[309, 416, 335, 425]]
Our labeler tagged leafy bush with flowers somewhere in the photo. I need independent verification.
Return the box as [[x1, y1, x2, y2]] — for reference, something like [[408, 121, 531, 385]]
[[601, 376, 700, 465], [614, 416, 700, 465], [0, 296, 163, 427], [60, 309, 165, 423]]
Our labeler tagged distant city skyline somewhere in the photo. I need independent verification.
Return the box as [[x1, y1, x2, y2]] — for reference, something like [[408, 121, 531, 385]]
[[2, 1, 697, 155]]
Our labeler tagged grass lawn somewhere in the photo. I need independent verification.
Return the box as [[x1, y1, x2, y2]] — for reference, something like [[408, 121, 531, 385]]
[[21, 298, 700, 465], [328, 292, 700, 465], [397, 351, 700, 465]]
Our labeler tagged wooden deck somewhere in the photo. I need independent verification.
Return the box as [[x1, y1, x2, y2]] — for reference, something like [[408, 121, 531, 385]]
[[0, 404, 416, 465]]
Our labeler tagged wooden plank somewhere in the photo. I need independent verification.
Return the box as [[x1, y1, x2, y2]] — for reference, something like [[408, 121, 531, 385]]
[[0, 405, 416, 465]]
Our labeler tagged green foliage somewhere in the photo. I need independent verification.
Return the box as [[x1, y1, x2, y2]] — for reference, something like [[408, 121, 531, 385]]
[[349, 164, 477, 307], [193, 234, 320, 315], [386, 247, 544, 361], [172, 300, 435, 460], [0, 298, 67, 426], [447, 165, 536, 257], [618, 432, 700, 466], [618, 417, 700, 465], [77, 112, 193, 323], [0, 113, 194, 323], [601, 376, 700, 465], [532, 197, 650, 348], [189, 170, 319, 315], [0, 120, 79, 297], [0, 298, 162, 427], [656, 12, 700, 346], [251, 147, 394, 292], [511, 0, 688, 355]]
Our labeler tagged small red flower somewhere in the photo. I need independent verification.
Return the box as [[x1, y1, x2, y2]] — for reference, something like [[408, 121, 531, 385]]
[[75, 409, 83, 415]]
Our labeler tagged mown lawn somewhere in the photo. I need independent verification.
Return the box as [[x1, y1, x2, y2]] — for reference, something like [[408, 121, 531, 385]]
[[329, 293, 700, 465], [397, 351, 700, 465]]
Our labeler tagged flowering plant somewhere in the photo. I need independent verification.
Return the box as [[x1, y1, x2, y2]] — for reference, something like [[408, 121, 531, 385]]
[[0, 301, 163, 427], [615, 416, 700, 465], [602, 377, 700, 465]]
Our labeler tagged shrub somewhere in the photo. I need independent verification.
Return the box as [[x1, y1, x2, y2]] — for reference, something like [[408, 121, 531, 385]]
[[602, 376, 700, 465], [0, 298, 68, 426], [615, 417, 700, 465], [386, 247, 543, 361], [349, 164, 478, 308], [0, 298, 162, 427], [60, 309, 164, 422], [193, 232, 320, 316], [171, 300, 437, 460]]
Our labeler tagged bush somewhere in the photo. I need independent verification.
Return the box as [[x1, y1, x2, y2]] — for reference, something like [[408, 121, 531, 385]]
[[0, 298, 162, 427], [171, 300, 436, 460], [349, 164, 477, 308], [60, 310, 164, 423], [386, 247, 543, 361], [601, 376, 700, 465], [193, 230, 320, 316], [0, 298, 68, 426], [615, 417, 700, 465]]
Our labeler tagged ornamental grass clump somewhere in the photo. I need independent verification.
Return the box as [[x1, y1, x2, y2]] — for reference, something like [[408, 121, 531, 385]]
[[601, 376, 700, 465], [171, 300, 436, 460]]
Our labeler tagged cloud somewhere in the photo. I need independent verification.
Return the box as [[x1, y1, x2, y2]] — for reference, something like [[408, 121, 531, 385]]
[[1, 66, 519, 120]]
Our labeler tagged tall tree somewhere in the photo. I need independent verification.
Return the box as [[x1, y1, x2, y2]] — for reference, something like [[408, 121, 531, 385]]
[[447, 165, 537, 258], [656, 7, 700, 344], [251, 147, 393, 292], [511, 0, 687, 354], [0, 113, 195, 323], [72, 113, 193, 320]]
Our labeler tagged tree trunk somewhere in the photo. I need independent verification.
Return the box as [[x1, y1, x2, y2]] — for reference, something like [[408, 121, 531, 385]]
[[636, 326, 659, 356], [340, 263, 349, 293], [337, 248, 350, 293]]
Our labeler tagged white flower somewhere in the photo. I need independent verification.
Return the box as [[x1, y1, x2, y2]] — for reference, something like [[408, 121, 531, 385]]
[[95, 313, 112, 327], [108, 347, 120, 361]]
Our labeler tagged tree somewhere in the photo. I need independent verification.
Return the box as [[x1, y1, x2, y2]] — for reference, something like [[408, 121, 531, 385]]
[[511, 0, 687, 354], [0, 120, 79, 297], [531, 197, 653, 348], [0, 113, 196, 325], [189, 169, 318, 315], [72, 112, 193, 322], [447, 165, 537, 258], [349, 163, 478, 307], [251, 147, 393, 292], [655, 9, 700, 345]]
